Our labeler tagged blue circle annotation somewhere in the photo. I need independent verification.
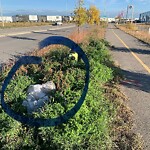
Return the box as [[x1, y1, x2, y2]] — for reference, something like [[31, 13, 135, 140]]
[[1, 36, 90, 127]]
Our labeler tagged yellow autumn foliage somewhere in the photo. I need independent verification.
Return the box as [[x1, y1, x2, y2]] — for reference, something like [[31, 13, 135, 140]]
[[74, 7, 88, 27], [88, 5, 100, 25]]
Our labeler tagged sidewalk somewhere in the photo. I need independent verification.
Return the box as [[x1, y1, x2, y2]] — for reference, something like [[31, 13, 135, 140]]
[[106, 23, 150, 149]]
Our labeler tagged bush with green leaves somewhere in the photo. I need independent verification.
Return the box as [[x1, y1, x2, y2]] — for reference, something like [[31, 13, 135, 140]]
[[0, 38, 116, 149]]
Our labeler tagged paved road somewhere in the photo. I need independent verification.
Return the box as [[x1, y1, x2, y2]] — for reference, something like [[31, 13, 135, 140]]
[[0, 24, 76, 65], [106, 24, 150, 149], [0, 24, 75, 37]]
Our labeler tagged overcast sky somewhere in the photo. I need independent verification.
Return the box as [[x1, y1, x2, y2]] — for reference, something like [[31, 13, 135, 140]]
[[1, 0, 150, 18]]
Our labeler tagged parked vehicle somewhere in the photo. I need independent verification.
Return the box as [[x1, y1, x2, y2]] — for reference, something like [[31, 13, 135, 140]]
[[55, 22, 63, 25]]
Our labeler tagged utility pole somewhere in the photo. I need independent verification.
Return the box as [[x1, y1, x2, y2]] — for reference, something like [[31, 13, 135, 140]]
[[126, 5, 134, 23], [126, 5, 129, 20], [0, 0, 4, 27], [103, 0, 107, 22], [131, 5, 134, 23], [66, 0, 68, 16]]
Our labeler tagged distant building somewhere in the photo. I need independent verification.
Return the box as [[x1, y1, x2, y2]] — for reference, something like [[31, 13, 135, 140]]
[[0, 16, 13, 23], [46, 16, 62, 22], [62, 16, 73, 22], [139, 11, 150, 23], [107, 18, 115, 23], [13, 15, 38, 22], [100, 17, 108, 22], [38, 15, 47, 22], [100, 17, 116, 23]]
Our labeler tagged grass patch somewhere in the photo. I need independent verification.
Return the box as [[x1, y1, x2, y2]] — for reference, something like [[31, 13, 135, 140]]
[[116, 23, 150, 44], [0, 22, 52, 28]]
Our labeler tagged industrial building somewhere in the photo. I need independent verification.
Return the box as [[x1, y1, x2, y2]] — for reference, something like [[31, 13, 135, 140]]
[[139, 11, 150, 23], [12, 15, 62, 22], [62, 16, 73, 22], [0, 15, 72, 23], [12, 15, 38, 22], [38, 15, 47, 22], [46, 16, 62, 22], [0, 16, 13, 22]]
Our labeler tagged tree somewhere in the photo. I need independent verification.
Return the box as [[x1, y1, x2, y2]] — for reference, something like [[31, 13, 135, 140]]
[[74, 0, 87, 32], [87, 5, 100, 25]]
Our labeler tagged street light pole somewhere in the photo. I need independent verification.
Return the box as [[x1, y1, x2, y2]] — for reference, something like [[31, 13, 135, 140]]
[[126, 5, 129, 20], [66, 0, 68, 16], [131, 5, 134, 23], [0, 0, 4, 27]]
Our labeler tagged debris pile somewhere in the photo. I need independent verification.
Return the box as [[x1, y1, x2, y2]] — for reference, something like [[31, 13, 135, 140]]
[[22, 81, 56, 113]]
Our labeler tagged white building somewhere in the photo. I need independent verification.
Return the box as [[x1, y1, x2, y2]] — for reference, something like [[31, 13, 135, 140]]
[[46, 16, 62, 22], [29, 15, 38, 22], [0, 16, 13, 23], [107, 18, 115, 23]]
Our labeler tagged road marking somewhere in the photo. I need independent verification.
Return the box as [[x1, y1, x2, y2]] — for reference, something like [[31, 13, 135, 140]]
[[48, 25, 75, 31], [112, 30, 150, 74], [6, 31, 31, 36], [0, 31, 31, 37], [32, 30, 47, 32]]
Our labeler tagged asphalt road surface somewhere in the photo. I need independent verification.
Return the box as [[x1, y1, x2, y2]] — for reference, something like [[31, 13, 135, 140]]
[[0, 24, 76, 66], [106, 23, 150, 149]]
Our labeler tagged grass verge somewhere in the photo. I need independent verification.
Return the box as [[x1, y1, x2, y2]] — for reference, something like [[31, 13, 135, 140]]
[[116, 23, 150, 44], [0, 25, 143, 149], [0, 22, 52, 28]]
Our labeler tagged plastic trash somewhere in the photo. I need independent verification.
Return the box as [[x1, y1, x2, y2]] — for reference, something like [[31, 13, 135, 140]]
[[22, 81, 56, 114]]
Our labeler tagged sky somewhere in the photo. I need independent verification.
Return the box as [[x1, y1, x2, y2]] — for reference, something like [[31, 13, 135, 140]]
[[0, 0, 150, 18]]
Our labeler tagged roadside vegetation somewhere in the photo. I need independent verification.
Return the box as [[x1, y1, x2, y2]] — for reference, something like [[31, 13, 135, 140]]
[[74, 0, 100, 33], [116, 23, 150, 44], [0, 0, 143, 148], [0, 22, 54, 29], [0, 24, 143, 149]]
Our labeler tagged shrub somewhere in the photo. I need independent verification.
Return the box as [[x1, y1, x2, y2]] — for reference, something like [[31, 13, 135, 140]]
[[125, 23, 138, 31], [0, 38, 116, 149]]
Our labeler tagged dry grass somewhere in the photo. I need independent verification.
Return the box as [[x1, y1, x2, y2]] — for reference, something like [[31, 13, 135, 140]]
[[87, 25, 106, 40], [117, 24, 150, 44], [0, 22, 52, 28], [68, 25, 106, 44], [104, 83, 144, 150], [68, 29, 88, 43]]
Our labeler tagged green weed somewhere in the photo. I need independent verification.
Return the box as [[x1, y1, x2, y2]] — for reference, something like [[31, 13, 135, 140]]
[[0, 38, 117, 149]]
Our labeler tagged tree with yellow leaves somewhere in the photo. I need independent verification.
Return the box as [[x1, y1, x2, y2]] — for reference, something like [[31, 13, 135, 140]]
[[87, 5, 100, 25], [74, 0, 87, 32]]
